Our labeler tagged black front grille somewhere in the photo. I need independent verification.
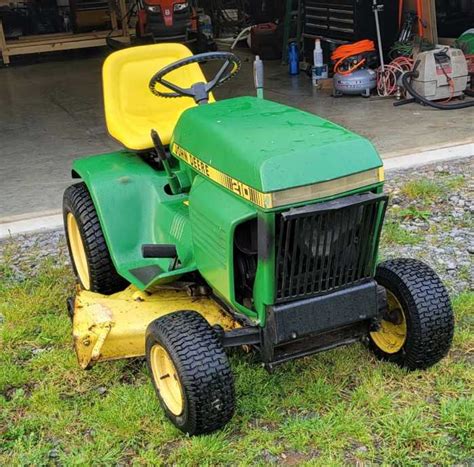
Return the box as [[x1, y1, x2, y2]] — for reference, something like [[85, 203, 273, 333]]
[[275, 193, 387, 303]]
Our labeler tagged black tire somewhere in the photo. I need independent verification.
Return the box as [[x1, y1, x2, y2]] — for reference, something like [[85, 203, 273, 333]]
[[63, 182, 127, 294], [370, 258, 454, 370], [146, 311, 235, 435]]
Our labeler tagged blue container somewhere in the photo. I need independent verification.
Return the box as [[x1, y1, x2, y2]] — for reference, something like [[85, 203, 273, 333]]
[[288, 42, 299, 75]]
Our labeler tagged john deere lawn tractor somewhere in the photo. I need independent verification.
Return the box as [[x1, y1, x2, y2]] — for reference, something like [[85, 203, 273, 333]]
[[64, 43, 454, 435]]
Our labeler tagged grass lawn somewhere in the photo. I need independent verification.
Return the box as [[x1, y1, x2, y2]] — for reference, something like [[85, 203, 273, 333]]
[[1, 242, 473, 465]]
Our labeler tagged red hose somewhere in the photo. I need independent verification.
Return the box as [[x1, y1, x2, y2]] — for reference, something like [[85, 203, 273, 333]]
[[377, 56, 414, 96]]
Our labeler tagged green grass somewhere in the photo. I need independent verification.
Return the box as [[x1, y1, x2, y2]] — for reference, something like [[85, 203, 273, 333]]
[[1, 250, 473, 465], [400, 179, 445, 202], [381, 222, 423, 246], [399, 175, 466, 205], [397, 206, 432, 222], [443, 175, 466, 191]]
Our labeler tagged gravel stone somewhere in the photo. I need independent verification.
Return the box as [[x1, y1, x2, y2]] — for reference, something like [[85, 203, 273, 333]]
[[48, 449, 60, 459], [381, 156, 473, 295], [355, 446, 368, 454]]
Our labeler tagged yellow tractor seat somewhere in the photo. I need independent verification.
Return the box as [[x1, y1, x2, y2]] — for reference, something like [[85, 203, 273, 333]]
[[103, 43, 214, 151]]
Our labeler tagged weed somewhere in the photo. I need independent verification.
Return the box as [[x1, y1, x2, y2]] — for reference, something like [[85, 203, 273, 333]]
[[381, 222, 423, 245], [397, 206, 431, 221], [400, 179, 444, 202], [444, 175, 466, 191]]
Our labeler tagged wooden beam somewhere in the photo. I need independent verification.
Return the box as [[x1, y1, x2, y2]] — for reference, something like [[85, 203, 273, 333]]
[[7, 30, 129, 48], [3, 30, 131, 60], [424, 0, 438, 44], [109, 0, 119, 31], [0, 19, 9, 65], [403, 0, 437, 43], [117, 0, 130, 37]]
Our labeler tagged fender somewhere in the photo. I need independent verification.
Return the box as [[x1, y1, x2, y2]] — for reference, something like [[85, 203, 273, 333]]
[[72, 151, 196, 290]]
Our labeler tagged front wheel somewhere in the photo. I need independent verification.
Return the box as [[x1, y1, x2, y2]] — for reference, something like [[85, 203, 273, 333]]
[[369, 258, 454, 370], [146, 311, 235, 435]]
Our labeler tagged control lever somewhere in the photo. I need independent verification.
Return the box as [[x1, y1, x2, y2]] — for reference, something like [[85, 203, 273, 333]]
[[151, 129, 181, 194]]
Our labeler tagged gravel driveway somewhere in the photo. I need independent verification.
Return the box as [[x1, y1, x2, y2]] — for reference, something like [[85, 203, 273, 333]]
[[1, 156, 472, 296]]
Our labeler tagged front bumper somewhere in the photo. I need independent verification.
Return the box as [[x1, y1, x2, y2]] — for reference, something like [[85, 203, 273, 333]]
[[261, 280, 384, 366], [146, 13, 189, 37]]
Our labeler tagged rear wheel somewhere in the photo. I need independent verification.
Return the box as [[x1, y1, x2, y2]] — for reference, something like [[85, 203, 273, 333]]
[[370, 258, 454, 370], [146, 311, 235, 435], [63, 182, 127, 294]]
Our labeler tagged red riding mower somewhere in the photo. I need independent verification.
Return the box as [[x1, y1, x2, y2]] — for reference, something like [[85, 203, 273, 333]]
[[136, 0, 190, 41]]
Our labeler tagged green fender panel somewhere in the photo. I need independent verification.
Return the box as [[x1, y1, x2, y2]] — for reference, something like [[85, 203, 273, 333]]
[[189, 175, 258, 319], [72, 151, 195, 290]]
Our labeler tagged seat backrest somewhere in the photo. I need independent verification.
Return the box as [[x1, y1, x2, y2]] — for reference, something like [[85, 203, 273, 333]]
[[103, 43, 213, 151]]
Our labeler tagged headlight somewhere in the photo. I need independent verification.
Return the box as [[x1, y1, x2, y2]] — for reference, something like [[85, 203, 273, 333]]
[[173, 2, 188, 11], [146, 4, 160, 12]]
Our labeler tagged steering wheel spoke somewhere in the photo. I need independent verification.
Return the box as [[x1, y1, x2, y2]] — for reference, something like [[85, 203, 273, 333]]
[[149, 52, 241, 103], [160, 78, 193, 97], [205, 60, 231, 92]]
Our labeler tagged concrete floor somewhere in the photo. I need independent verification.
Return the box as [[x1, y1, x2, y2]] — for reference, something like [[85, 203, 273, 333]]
[[1, 48, 473, 219]]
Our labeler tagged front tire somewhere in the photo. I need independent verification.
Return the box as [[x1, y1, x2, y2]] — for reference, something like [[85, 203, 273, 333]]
[[63, 182, 127, 294], [146, 311, 235, 435], [369, 258, 454, 370]]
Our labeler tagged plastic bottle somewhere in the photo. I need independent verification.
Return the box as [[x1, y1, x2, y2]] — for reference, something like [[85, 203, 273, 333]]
[[199, 14, 213, 39], [253, 55, 264, 99], [288, 42, 299, 75], [312, 39, 323, 86]]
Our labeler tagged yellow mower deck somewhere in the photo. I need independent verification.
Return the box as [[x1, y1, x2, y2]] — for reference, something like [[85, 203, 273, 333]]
[[73, 286, 239, 369]]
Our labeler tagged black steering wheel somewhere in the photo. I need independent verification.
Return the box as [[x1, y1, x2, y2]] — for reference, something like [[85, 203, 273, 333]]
[[149, 51, 241, 104]]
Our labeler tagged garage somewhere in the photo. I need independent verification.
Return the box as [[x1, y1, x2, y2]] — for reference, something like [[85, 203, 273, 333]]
[[0, 0, 473, 462], [1, 0, 473, 225]]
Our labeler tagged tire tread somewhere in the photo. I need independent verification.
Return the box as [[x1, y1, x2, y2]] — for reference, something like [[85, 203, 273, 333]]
[[63, 182, 127, 294], [146, 311, 235, 435], [373, 258, 454, 370]]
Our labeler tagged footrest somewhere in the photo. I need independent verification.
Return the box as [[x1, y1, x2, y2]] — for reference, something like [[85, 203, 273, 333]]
[[142, 244, 177, 258]]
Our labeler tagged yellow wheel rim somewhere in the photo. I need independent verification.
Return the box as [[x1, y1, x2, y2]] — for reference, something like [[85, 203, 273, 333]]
[[67, 212, 90, 290], [370, 290, 407, 354], [150, 344, 184, 416]]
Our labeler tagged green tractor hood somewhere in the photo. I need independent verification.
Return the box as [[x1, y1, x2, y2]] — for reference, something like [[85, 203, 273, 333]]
[[171, 96, 382, 194]]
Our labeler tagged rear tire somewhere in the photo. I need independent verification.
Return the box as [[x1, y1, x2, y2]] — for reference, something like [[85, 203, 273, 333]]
[[146, 311, 235, 435], [63, 182, 127, 294], [369, 258, 454, 370]]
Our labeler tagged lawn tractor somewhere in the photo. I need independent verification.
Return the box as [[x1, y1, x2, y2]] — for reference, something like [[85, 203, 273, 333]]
[[64, 43, 454, 435], [135, 0, 190, 41]]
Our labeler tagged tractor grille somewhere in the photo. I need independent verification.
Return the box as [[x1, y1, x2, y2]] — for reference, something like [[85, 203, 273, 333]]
[[275, 193, 387, 303]]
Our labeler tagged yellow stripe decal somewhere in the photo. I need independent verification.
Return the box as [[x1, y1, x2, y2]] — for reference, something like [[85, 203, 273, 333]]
[[172, 143, 383, 209], [172, 143, 273, 208]]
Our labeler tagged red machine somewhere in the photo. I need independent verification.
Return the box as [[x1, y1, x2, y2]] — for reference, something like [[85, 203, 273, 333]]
[[136, 0, 191, 40]]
